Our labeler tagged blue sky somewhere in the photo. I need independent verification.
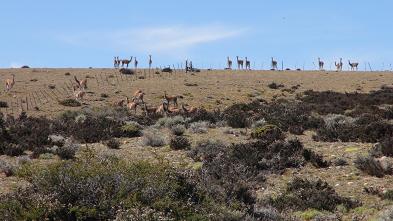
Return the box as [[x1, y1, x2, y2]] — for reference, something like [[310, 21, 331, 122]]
[[1, 0, 392, 70]]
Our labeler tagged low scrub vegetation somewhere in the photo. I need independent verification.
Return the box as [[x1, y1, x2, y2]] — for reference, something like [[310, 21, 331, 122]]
[[271, 177, 361, 212]]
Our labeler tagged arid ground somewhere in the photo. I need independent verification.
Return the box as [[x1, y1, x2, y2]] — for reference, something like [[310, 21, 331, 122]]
[[1, 68, 393, 220]]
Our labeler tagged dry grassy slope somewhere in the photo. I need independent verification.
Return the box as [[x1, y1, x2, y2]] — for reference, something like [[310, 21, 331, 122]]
[[0, 68, 393, 220], [0, 68, 392, 118]]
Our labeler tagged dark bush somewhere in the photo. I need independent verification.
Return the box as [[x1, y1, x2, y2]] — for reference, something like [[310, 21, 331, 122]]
[[7, 116, 53, 152], [354, 155, 390, 178], [0, 160, 14, 177], [303, 149, 330, 168], [222, 103, 250, 128], [370, 138, 393, 158], [232, 139, 305, 174], [268, 82, 284, 89], [170, 136, 191, 150], [187, 108, 221, 124], [271, 177, 361, 212], [119, 68, 135, 75], [100, 93, 109, 98], [59, 99, 81, 107], [0, 101, 8, 108], [333, 157, 348, 166], [56, 141, 79, 160], [300, 88, 393, 119], [55, 109, 125, 143], [104, 138, 120, 149], [120, 123, 142, 138], [251, 124, 284, 141], [2, 144, 25, 157]]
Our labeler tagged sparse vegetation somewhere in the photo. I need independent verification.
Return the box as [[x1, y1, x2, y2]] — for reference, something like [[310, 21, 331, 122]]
[[142, 129, 166, 147], [189, 121, 209, 134], [104, 138, 120, 149], [59, 99, 81, 107], [170, 136, 190, 150]]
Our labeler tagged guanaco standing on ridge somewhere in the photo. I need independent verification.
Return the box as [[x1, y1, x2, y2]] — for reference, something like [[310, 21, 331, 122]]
[[227, 57, 233, 69], [348, 60, 359, 71], [335, 58, 343, 71], [271, 57, 278, 70], [236, 56, 244, 70], [148, 55, 153, 69], [5, 74, 15, 92], [318, 58, 324, 70], [134, 57, 138, 70], [121, 57, 133, 68], [164, 91, 183, 107], [114, 56, 121, 68], [74, 76, 88, 90], [245, 57, 251, 70]]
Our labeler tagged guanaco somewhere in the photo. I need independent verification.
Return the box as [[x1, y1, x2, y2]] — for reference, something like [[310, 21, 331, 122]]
[[114, 56, 120, 68], [74, 76, 88, 89], [143, 103, 157, 116], [5, 74, 15, 92], [227, 57, 232, 69], [126, 97, 139, 114], [335, 58, 343, 71], [318, 58, 324, 70], [73, 85, 86, 100], [348, 60, 359, 71], [271, 57, 278, 70], [181, 104, 197, 114], [167, 106, 181, 114], [122, 57, 133, 68], [134, 57, 138, 69], [245, 57, 251, 70], [156, 101, 169, 115], [236, 56, 244, 70], [113, 99, 126, 107], [133, 90, 145, 103], [149, 55, 153, 69], [164, 91, 183, 107]]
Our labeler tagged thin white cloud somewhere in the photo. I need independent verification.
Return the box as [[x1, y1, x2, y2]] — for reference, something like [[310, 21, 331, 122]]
[[57, 24, 246, 55], [10, 62, 23, 68]]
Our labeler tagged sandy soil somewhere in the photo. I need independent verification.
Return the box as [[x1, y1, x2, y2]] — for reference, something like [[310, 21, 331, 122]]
[[0, 68, 392, 118]]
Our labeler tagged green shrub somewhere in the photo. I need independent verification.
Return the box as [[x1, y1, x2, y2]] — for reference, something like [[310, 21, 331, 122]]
[[0, 160, 14, 177], [0, 151, 233, 220], [170, 124, 186, 136], [120, 122, 142, 137], [271, 177, 361, 212], [170, 136, 191, 150], [354, 155, 390, 178], [59, 99, 81, 107], [56, 141, 79, 160], [142, 129, 166, 147], [104, 138, 120, 149], [251, 124, 283, 141]]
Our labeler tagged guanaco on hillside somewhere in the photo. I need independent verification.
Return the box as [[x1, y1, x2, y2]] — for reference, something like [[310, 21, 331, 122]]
[[5, 74, 15, 92]]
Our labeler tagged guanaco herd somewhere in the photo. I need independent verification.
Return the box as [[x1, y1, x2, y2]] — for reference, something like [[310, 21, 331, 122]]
[[113, 89, 195, 116], [114, 55, 151, 70], [227, 57, 359, 72]]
